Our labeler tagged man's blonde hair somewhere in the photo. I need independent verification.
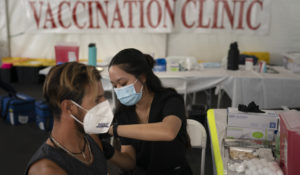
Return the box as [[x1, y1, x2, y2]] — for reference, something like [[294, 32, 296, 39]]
[[43, 62, 101, 119]]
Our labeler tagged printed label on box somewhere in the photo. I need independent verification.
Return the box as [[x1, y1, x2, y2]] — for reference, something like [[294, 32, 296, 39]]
[[227, 108, 279, 130], [227, 126, 275, 141]]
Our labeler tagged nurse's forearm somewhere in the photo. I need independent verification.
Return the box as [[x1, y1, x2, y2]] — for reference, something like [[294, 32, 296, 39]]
[[111, 116, 182, 141]]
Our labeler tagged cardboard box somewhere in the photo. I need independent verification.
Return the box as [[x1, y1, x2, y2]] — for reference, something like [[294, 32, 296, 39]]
[[226, 126, 275, 141], [227, 108, 278, 130]]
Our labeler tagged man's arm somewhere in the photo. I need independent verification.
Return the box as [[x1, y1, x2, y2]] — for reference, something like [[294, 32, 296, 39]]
[[90, 134, 136, 170], [109, 144, 136, 170], [28, 159, 67, 175]]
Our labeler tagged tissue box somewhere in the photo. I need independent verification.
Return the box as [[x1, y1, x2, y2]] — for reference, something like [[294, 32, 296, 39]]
[[227, 108, 278, 130], [227, 126, 275, 141]]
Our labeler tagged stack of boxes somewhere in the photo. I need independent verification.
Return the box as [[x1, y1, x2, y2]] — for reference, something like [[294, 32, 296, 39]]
[[227, 108, 279, 141]]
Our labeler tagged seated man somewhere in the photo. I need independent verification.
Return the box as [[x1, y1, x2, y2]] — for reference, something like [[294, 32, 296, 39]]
[[25, 62, 113, 175]]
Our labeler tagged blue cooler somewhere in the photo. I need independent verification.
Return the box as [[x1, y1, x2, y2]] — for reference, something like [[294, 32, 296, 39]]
[[0, 93, 36, 125], [35, 100, 53, 131]]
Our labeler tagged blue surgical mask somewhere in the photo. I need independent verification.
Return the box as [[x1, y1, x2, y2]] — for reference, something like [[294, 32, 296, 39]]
[[114, 79, 143, 106]]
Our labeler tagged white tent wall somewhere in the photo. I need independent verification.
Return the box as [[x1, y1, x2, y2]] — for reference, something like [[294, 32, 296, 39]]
[[4, 0, 300, 65], [0, 0, 9, 63], [9, 32, 168, 63]]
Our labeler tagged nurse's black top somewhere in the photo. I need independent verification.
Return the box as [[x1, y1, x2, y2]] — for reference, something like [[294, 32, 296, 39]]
[[24, 135, 107, 175], [116, 89, 192, 175]]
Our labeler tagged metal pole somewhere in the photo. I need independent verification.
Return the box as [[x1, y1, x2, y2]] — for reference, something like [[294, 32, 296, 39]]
[[5, 0, 11, 57], [165, 33, 169, 57]]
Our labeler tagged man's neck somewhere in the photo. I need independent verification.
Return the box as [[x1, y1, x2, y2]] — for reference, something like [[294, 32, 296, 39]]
[[49, 118, 85, 153]]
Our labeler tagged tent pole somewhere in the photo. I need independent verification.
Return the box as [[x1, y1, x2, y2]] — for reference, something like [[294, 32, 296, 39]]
[[165, 33, 169, 57], [5, 0, 11, 57]]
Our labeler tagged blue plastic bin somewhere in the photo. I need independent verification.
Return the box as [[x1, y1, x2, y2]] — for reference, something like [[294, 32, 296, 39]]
[[35, 100, 53, 131], [0, 93, 36, 125]]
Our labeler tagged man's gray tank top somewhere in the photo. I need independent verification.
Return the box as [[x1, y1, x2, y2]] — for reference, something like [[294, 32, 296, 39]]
[[25, 135, 107, 175]]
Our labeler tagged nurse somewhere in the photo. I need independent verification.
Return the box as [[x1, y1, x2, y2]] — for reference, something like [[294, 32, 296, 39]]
[[107, 48, 193, 175]]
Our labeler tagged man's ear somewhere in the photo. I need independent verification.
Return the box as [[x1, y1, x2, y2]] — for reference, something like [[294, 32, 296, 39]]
[[61, 100, 76, 115]]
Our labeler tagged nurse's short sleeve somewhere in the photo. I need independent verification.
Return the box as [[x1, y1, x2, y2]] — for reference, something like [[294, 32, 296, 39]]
[[161, 95, 185, 121], [115, 109, 135, 145]]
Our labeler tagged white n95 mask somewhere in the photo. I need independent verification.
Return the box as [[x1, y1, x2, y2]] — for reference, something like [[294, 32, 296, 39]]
[[70, 100, 114, 134]]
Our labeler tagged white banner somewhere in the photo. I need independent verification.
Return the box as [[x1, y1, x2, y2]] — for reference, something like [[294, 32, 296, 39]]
[[23, 0, 271, 34]]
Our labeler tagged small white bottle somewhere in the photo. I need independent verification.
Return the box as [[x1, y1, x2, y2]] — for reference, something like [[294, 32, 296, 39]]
[[245, 58, 254, 71]]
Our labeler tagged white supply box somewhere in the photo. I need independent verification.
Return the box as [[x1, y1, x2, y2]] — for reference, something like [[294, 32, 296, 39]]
[[282, 52, 300, 74], [227, 108, 279, 130], [226, 126, 275, 141]]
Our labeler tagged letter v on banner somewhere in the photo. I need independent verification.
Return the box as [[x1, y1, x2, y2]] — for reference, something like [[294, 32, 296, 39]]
[[23, 0, 271, 35]]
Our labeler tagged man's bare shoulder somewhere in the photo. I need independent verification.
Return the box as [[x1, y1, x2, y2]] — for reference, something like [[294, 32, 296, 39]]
[[28, 158, 67, 175]]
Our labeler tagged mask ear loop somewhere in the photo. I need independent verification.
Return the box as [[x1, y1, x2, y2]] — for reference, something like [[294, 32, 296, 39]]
[[135, 79, 143, 93], [138, 84, 144, 93], [70, 100, 88, 125], [70, 114, 84, 125], [114, 79, 139, 91], [71, 100, 88, 112]]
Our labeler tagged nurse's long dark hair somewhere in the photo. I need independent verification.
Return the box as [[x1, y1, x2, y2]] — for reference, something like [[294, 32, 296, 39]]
[[109, 48, 191, 149]]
